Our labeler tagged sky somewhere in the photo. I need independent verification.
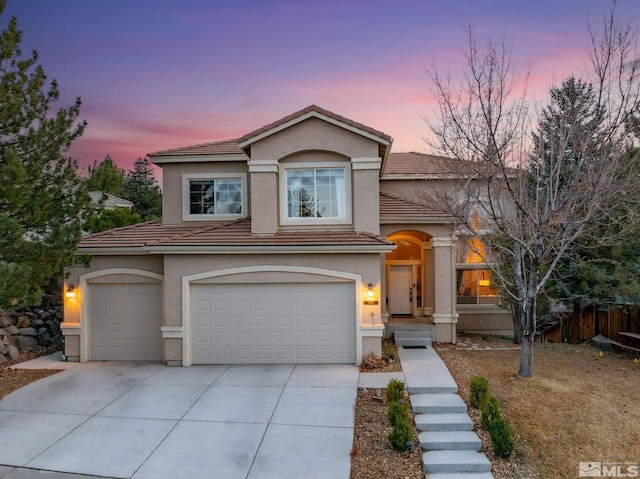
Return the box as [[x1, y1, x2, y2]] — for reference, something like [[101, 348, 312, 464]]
[[3, 0, 638, 177]]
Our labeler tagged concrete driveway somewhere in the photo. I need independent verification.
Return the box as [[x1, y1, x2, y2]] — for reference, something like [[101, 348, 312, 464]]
[[0, 361, 358, 479]]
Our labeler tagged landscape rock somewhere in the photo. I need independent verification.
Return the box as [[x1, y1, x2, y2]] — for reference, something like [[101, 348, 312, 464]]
[[0, 353, 6, 365], [37, 328, 51, 346], [0, 299, 63, 357], [17, 336, 39, 352], [0, 315, 12, 328], [6, 345, 19, 361], [19, 327, 37, 337], [17, 316, 31, 328], [5, 325, 19, 335], [591, 334, 614, 351]]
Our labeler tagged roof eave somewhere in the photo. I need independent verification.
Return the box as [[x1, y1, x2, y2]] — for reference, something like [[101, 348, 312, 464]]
[[145, 244, 396, 254], [77, 247, 154, 255], [149, 154, 248, 164], [380, 216, 453, 224]]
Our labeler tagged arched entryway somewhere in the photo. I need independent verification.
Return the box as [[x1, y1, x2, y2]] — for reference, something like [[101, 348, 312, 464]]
[[385, 231, 432, 317]]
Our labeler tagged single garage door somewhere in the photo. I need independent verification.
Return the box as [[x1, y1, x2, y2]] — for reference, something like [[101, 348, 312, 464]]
[[191, 282, 356, 364], [88, 283, 163, 360]]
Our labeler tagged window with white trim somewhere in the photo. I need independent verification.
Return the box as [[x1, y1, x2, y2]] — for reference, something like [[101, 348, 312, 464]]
[[281, 165, 350, 224], [183, 174, 245, 220]]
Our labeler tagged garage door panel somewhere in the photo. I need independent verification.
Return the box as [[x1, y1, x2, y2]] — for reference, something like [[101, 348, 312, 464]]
[[192, 282, 355, 364], [89, 283, 162, 361]]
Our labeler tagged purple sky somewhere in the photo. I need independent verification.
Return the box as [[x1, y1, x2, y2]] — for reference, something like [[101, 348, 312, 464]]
[[4, 0, 637, 176]]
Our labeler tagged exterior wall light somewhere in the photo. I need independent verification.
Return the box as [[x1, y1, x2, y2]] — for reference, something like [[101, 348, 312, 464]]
[[65, 285, 76, 299], [364, 282, 379, 305]]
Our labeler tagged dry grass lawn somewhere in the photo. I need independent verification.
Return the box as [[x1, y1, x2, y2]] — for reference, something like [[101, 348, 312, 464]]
[[436, 335, 640, 479]]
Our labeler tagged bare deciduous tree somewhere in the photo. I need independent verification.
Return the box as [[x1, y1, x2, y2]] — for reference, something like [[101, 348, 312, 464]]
[[420, 5, 640, 378]]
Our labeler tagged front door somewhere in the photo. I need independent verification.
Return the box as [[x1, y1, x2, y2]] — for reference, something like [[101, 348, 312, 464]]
[[389, 265, 412, 315]]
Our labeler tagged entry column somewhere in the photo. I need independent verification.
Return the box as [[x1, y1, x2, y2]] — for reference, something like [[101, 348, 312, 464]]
[[432, 236, 458, 343]]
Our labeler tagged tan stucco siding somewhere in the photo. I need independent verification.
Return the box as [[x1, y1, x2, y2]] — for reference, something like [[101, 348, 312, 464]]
[[250, 118, 379, 161], [161, 162, 249, 224], [162, 252, 383, 330]]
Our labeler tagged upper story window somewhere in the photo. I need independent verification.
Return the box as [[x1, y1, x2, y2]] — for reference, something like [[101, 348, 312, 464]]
[[182, 173, 246, 221], [280, 163, 351, 225]]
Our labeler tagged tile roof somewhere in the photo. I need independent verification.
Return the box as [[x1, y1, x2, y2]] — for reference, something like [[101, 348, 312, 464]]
[[383, 152, 472, 177], [379, 193, 449, 219], [88, 191, 133, 209], [148, 139, 247, 159], [238, 104, 393, 144], [78, 218, 394, 251]]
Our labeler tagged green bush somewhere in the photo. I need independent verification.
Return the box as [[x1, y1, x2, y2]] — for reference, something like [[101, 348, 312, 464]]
[[487, 417, 514, 458], [481, 394, 502, 429], [388, 400, 410, 426], [469, 376, 490, 409], [381, 340, 396, 360], [388, 416, 413, 451], [386, 378, 405, 403]]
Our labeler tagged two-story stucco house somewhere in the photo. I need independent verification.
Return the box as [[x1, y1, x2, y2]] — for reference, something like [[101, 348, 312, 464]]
[[62, 105, 511, 366]]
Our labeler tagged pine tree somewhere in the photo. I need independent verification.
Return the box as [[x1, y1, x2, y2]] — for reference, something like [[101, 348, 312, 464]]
[[122, 157, 162, 220], [86, 154, 125, 196], [0, 1, 89, 307]]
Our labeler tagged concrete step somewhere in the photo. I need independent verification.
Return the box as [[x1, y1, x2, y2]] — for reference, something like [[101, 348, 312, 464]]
[[423, 450, 492, 474], [397, 348, 458, 394], [415, 413, 474, 431], [426, 473, 494, 479], [394, 330, 431, 348], [411, 393, 467, 414], [419, 430, 482, 450]]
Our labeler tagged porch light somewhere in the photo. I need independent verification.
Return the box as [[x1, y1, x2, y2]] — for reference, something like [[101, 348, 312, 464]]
[[478, 272, 490, 287], [65, 285, 76, 299], [364, 283, 379, 305]]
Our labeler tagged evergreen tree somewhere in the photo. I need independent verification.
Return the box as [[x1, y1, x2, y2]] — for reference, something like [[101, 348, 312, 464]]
[[122, 156, 162, 220], [536, 79, 640, 339], [86, 154, 125, 196], [0, 1, 89, 307], [85, 207, 142, 234]]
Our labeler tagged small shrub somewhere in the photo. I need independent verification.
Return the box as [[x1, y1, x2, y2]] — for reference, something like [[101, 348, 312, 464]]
[[388, 416, 413, 451], [481, 394, 502, 429], [388, 399, 410, 426], [487, 417, 514, 458], [386, 378, 405, 403], [381, 340, 396, 360], [469, 376, 490, 409]]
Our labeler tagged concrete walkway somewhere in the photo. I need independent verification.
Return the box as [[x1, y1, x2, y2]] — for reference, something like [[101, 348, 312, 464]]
[[0, 361, 358, 479], [400, 347, 493, 479]]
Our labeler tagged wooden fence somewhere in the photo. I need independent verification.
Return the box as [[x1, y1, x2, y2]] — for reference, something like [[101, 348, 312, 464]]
[[540, 305, 640, 343]]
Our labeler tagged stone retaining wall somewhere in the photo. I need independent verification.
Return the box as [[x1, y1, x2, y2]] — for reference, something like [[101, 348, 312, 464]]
[[0, 297, 62, 364]]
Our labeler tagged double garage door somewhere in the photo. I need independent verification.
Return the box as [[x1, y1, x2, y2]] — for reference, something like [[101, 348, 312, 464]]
[[88, 281, 356, 364], [191, 282, 356, 364]]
